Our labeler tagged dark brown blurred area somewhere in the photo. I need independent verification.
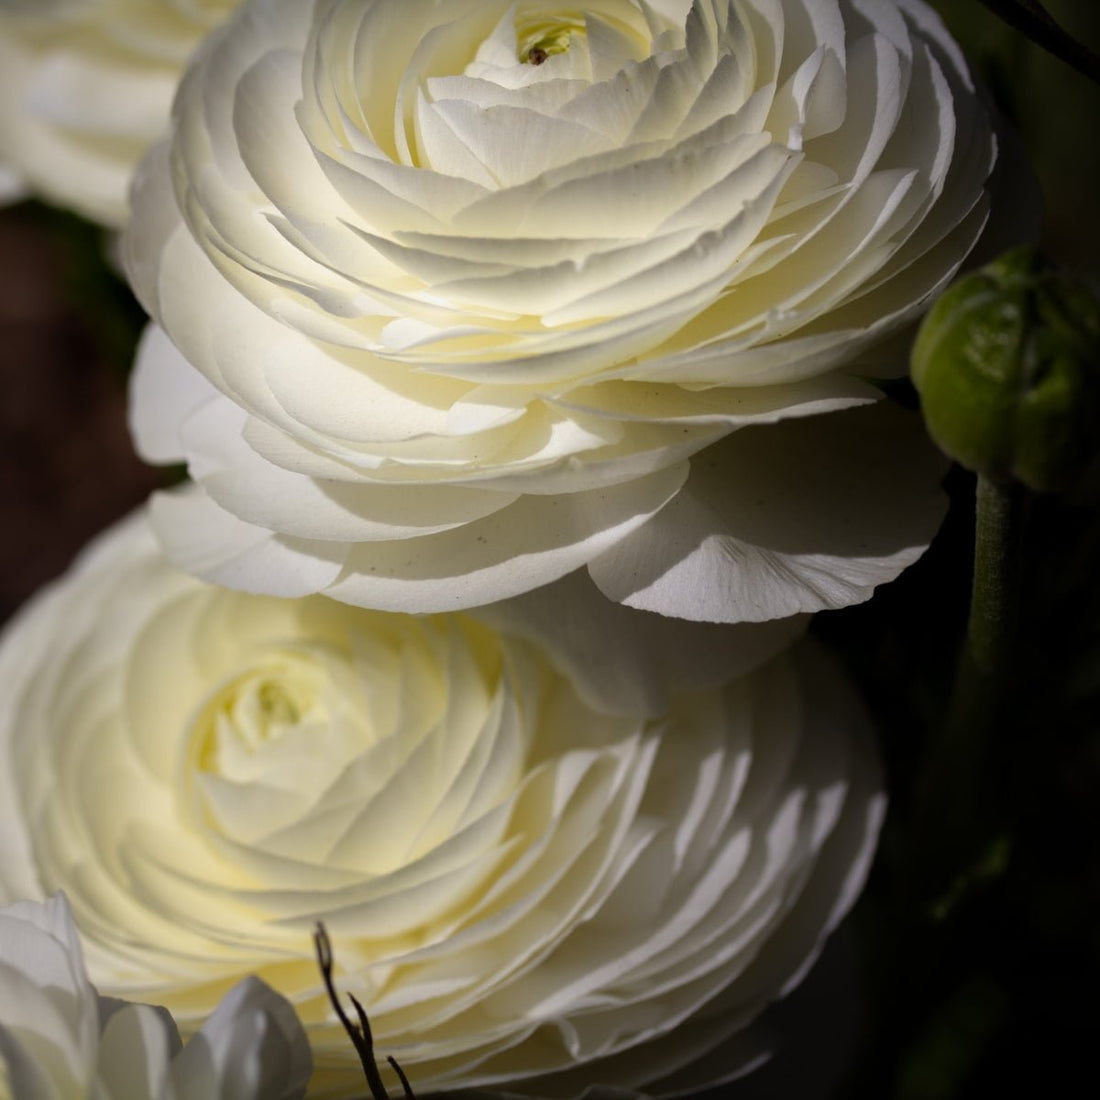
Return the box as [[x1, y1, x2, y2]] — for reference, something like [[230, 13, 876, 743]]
[[0, 205, 162, 625]]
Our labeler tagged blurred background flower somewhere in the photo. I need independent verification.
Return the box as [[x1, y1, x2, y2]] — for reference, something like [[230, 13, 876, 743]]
[[0, 0, 240, 227]]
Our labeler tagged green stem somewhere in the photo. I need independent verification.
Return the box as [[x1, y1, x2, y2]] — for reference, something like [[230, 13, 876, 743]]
[[913, 475, 1027, 910], [843, 476, 1029, 1094], [962, 475, 1026, 690]]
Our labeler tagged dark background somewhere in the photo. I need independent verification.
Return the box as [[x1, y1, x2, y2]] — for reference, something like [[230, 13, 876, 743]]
[[0, 2, 1097, 1096]]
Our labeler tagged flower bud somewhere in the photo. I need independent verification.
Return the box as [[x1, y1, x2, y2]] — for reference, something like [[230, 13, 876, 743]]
[[912, 247, 1100, 491]]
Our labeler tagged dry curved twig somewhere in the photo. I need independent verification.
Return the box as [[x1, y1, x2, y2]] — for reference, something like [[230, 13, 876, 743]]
[[314, 923, 416, 1100]]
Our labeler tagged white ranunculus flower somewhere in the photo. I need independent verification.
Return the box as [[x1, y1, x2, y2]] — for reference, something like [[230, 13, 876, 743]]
[[125, 0, 993, 623], [0, 499, 880, 1098], [0, 894, 311, 1100], [0, 0, 239, 227]]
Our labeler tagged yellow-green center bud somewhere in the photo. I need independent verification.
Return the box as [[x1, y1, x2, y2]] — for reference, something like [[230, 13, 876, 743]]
[[912, 247, 1100, 492], [517, 13, 585, 64]]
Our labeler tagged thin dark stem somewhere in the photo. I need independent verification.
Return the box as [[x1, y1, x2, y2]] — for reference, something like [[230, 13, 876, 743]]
[[387, 1056, 416, 1100], [349, 992, 395, 1100], [314, 924, 415, 1100], [977, 0, 1100, 87]]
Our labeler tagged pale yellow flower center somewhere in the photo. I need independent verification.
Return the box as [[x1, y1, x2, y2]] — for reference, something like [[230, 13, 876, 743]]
[[195, 654, 331, 774], [517, 12, 586, 64]]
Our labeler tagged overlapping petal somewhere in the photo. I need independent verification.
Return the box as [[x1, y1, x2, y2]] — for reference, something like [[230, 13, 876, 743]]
[[0, 503, 880, 1097]]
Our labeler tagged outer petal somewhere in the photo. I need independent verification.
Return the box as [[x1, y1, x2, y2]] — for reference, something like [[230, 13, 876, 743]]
[[461, 900, 866, 1100], [0, 895, 100, 1094], [149, 462, 693, 611], [0, 1021, 60, 1100], [97, 1000, 181, 1100], [476, 571, 808, 717], [325, 461, 690, 611], [149, 486, 349, 598], [169, 976, 311, 1100], [587, 401, 948, 621], [129, 323, 225, 465]]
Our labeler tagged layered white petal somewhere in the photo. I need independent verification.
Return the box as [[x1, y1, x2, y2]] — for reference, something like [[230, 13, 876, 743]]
[[0, 504, 883, 1097]]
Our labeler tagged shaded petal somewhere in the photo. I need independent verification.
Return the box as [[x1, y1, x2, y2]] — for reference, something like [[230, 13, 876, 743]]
[[149, 486, 348, 597], [327, 462, 689, 612], [170, 976, 311, 1100], [97, 1001, 180, 1100], [477, 571, 807, 717], [180, 399, 521, 542], [588, 401, 947, 621], [129, 323, 221, 465]]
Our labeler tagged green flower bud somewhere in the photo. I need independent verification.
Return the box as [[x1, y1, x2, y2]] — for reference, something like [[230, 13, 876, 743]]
[[912, 247, 1100, 492]]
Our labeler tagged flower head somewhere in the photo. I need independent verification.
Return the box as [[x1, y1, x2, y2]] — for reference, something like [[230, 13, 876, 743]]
[[125, 0, 989, 622], [0, 500, 880, 1096]]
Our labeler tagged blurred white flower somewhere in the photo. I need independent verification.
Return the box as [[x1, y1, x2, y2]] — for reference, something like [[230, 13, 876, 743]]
[[0, 162, 25, 203], [125, 0, 993, 622], [0, 499, 880, 1097], [0, 894, 311, 1099], [0, 0, 239, 226]]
